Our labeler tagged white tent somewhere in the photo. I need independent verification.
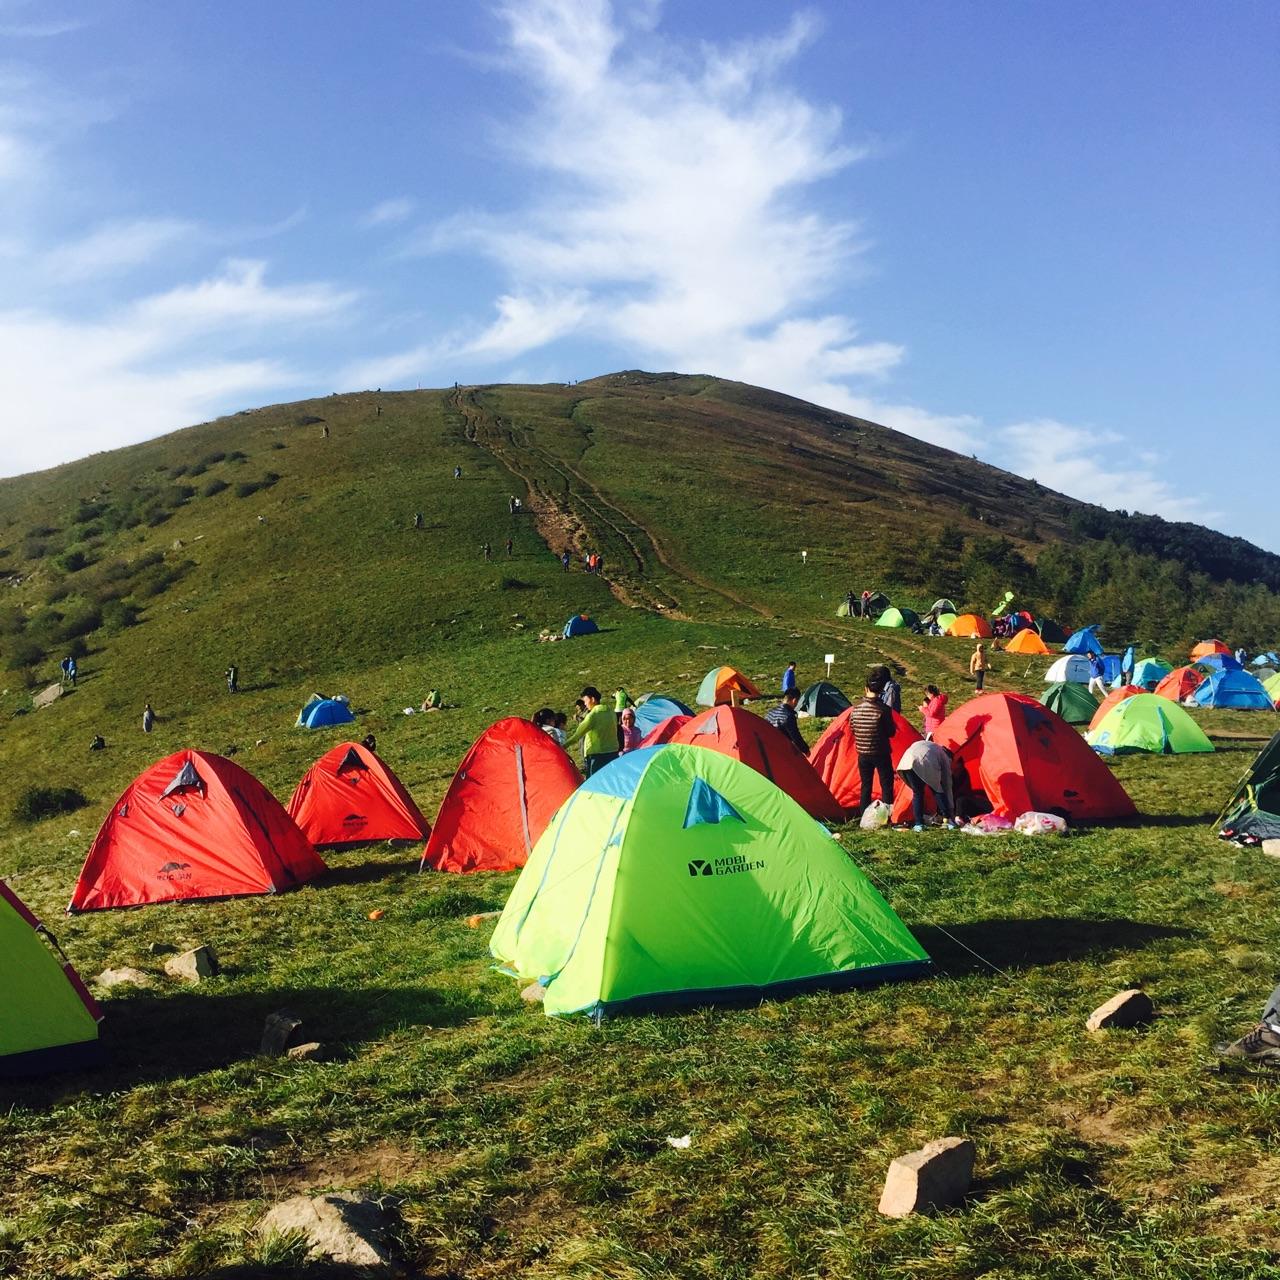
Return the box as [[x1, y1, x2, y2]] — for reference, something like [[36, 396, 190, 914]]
[[1044, 654, 1092, 684]]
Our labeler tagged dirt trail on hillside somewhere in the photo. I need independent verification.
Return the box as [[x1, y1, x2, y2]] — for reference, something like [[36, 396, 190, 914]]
[[450, 387, 771, 621]]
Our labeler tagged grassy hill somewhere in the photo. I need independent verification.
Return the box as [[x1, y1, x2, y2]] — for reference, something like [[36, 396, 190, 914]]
[[1, 375, 1279, 1277]]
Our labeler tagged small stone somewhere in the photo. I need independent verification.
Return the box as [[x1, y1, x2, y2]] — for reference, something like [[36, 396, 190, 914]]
[[148, 942, 178, 956], [164, 945, 219, 982], [261, 1011, 305, 1056], [95, 967, 152, 990], [286, 1041, 326, 1061], [520, 983, 546, 1003], [1263, 839, 1280, 860], [1087, 989, 1153, 1031], [256, 1192, 396, 1271], [878, 1137, 975, 1217]]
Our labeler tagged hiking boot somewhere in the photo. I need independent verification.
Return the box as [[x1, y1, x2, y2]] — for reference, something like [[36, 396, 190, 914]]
[[1217, 1022, 1280, 1067]]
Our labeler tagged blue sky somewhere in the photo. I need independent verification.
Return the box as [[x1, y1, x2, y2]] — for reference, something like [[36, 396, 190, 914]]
[[1, 1, 1276, 549]]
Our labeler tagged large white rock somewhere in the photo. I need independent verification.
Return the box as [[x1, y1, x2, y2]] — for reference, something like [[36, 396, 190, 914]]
[[163, 945, 218, 982], [256, 1192, 395, 1270], [1086, 989, 1153, 1031], [878, 1137, 975, 1217]]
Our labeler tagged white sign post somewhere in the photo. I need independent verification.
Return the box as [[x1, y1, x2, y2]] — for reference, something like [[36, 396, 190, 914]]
[[824, 653, 835, 677]]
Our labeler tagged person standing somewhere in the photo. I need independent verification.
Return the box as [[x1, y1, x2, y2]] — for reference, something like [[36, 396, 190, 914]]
[[619, 708, 642, 753], [504, 537, 513, 558], [845, 590, 857, 618], [765, 687, 809, 756], [801, 549, 808, 565], [861, 589, 872, 620], [560, 550, 570, 571], [562, 687, 619, 778], [896, 738, 960, 832], [453, 464, 462, 479], [225, 664, 238, 694], [970, 643, 989, 691], [413, 512, 423, 529], [920, 685, 948, 737], [142, 702, 155, 734], [781, 661, 798, 695], [880, 671, 902, 713], [1087, 651, 1107, 699], [482, 541, 492, 562], [850, 669, 895, 815]]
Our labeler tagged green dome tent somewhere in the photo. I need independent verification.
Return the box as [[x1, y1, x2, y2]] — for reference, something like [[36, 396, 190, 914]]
[[490, 745, 929, 1018], [1, 880, 102, 1075], [1131, 658, 1173, 690], [1219, 731, 1280, 842], [797, 681, 851, 718], [935, 612, 958, 634], [1039, 681, 1099, 725], [1035, 618, 1069, 645], [875, 606, 920, 630], [1087, 693, 1214, 756]]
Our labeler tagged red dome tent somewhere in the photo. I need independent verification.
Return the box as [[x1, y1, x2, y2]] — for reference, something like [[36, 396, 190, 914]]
[[70, 750, 326, 911], [422, 718, 582, 874], [638, 714, 692, 748], [809, 707, 922, 814], [288, 742, 430, 847], [1155, 666, 1205, 703], [891, 692, 1136, 824], [668, 706, 843, 821]]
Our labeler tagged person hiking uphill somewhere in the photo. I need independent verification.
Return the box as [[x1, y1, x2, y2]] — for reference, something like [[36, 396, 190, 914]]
[[970, 643, 989, 691], [850, 667, 895, 816], [562, 686, 619, 778]]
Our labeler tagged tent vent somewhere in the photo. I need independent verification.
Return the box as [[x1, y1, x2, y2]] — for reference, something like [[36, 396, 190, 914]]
[[683, 778, 742, 829], [337, 746, 367, 772], [171, 803, 186, 818], [162, 760, 204, 797]]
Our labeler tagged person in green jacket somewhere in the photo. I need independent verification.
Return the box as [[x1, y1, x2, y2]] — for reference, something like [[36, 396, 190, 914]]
[[564, 686, 619, 778]]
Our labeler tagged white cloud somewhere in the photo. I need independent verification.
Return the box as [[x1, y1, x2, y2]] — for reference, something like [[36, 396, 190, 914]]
[[0, 260, 357, 475], [1000, 419, 1219, 523], [360, 197, 414, 228], [43, 218, 196, 283], [0, 19, 84, 38]]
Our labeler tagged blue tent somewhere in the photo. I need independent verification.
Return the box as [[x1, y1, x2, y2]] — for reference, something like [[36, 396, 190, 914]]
[[1130, 657, 1172, 690], [1195, 653, 1242, 672], [1098, 654, 1123, 684], [562, 613, 600, 639], [1191, 669, 1275, 711], [633, 694, 695, 735], [1252, 652, 1279, 668], [1064, 626, 1103, 656], [297, 695, 355, 729]]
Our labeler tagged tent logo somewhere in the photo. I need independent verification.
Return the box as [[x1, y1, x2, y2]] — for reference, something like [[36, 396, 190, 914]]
[[688, 856, 765, 878], [341, 813, 368, 829], [157, 861, 191, 881]]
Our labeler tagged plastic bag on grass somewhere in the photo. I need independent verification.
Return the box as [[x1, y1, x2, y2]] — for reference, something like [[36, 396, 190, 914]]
[[859, 800, 891, 830], [1014, 811, 1068, 836], [961, 813, 1015, 836]]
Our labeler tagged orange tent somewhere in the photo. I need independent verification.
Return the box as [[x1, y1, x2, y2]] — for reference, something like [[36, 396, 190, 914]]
[[1191, 640, 1231, 659], [1154, 666, 1205, 703], [288, 742, 430, 847], [696, 666, 763, 706], [1004, 628, 1050, 655], [948, 614, 993, 639], [422, 718, 581, 874], [1087, 685, 1145, 733], [70, 751, 325, 911], [668, 705, 843, 820], [810, 707, 922, 813], [891, 692, 1136, 824]]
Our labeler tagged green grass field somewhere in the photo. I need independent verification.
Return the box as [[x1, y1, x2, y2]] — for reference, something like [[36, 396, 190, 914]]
[[1, 381, 1279, 1278]]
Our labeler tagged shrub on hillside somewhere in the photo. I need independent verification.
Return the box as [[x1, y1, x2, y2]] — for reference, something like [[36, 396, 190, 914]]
[[27, 525, 57, 539], [13, 786, 88, 824], [21, 538, 49, 560], [144, 507, 171, 528], [498, 576, 533, 590], [203, 478, 230, 497], [45, 581, 72, 603], [0, 607, 24, 636], [102, 599, 141, 632], [56, 547, 91, 574], [201, 450, 226, 466], [59, 605, 102, 641], [226, 450, 248, 463], [72, 501, 106, 524], [234, 480, 261, 499], [5, 637, 44, 670], [270, 440, 286, 450]]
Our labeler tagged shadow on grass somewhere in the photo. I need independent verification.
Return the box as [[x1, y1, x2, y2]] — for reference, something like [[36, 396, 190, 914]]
[[5, 982, 483, 1107], [916, 916, 1197, 977], [1117, 812, 1219, 828], [319, 858, 419, 888]]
